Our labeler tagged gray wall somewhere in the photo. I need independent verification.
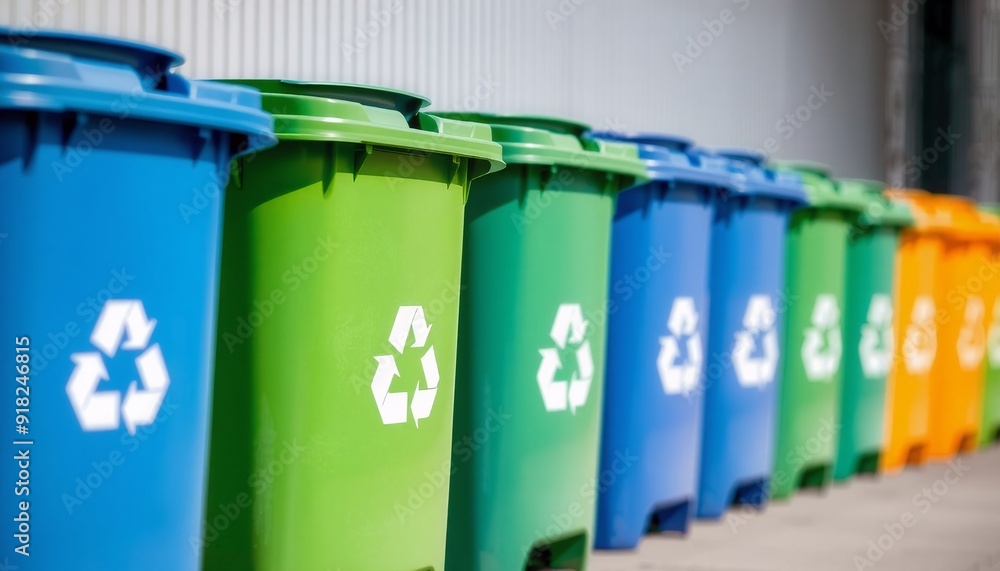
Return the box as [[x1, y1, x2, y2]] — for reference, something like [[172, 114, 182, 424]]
[[2, 0, 888, 179]]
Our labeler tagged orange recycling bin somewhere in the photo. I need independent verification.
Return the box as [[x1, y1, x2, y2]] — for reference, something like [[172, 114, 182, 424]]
[[925, 194, 1000, 461], [882, 189, 947, 472]]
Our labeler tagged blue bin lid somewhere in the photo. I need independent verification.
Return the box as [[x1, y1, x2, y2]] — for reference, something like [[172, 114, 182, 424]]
[[589, 131, 733, 191], [703, 147, 808, 205], [0, 28, 275, 153]]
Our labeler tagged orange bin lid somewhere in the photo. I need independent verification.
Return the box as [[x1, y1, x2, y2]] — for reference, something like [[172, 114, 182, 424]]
[[886, 188, 1000, 243]]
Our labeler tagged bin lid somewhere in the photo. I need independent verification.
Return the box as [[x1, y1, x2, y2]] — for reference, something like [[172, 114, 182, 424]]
[[887, 189, 1000, 242], [221, 80, 505, 179], [835, 179, 914, 227], [884, 189, 951, 234], [430, 113, 648, 181], [588, 131, 735, 191], [714, 148, 768, 165], [929, 193, 1000, 243], [703, 147, 807, 204], [0, 28, 274, 153], [770, 161, 868, 212]]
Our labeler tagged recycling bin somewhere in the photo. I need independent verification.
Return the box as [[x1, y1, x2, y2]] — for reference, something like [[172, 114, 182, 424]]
[[833, 180, 914, 481], [925, 194, 1000, 461], [979, 204, 1000, 448], [881, 189, 948, 472], [769, 162, 866, 499], [203, 82, 503, 571], [0, 30, 274, 571], [696, 151, 806, 519], [585, 134, 730, 549], [437, 114, 646, 571]]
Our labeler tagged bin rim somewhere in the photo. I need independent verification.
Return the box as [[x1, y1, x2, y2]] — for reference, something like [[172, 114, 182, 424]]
[[0, 27, 276, 154], [701, 147, 808, 205], [588, 131, 728, 192], [836, 178, 915, 228], [431, 112, 648, 181], [220, 80, 506, 177], [929, 193, 1000, 243], [771, 160, 868, 212]]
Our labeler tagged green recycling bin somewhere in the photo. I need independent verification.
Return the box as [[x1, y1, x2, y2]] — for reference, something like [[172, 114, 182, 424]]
[[203, 81, 503, 571], [770, 162, 866, 499], [833, 180, 914, 480], [437, 115, 645, 571], [979, 204, 1000, 448]]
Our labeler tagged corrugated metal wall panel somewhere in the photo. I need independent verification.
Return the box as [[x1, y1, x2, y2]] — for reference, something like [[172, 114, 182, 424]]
[[1, 0, 887, 179]]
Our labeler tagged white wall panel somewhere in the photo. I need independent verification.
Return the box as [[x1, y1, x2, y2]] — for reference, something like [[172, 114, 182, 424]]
[[1, 0, 887, 178]]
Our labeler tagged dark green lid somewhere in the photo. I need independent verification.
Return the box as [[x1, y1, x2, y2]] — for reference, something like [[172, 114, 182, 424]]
[[836, 179, 915, 227], [770, 161, 868, 212], [218, 80, 504, 178], [430, 112, 647, 180]]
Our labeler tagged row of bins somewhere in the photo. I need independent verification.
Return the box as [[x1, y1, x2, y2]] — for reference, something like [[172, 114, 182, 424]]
[[5, 29, 1000, 571]]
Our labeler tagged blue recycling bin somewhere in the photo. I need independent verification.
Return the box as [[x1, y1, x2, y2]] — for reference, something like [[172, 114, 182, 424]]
[[0, 30, 273, 570], [590, 133, 732, 549], [695, 149, 806, 520]]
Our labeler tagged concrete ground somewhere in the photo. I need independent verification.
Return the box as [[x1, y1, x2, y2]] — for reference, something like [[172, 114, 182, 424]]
[[590, 446, 1000, 571]]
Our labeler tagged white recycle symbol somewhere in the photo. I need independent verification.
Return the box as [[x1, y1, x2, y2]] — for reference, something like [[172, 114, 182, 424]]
[[537, 303, 593, 414], [66, 300, 169, 435], [801, 294, 842, 381], [987, 299, 1000, 367], [371, 306, 439, 427], [957, 296, 986, 371], [657, 297, 703, 395], [859, 294, 895, 378], [903, 295, 936, 374], [732, 295, 780, 388]]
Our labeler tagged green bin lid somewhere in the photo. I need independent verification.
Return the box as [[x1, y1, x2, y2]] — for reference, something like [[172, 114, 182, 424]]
[[218, 79, 504, 179], [770, 161, 868, 212], [429, 112, 648, 180], [835, 178, 915, 227], [979, 203, 1000, 217]]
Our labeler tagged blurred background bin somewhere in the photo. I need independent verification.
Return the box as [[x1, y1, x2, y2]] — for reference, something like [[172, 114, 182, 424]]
[[881, 189, 948, 472], [696, 151, 806, 519], [833, 180, 914, 481], [0, 30, 273, 571], [439, 114, 645, 571], [204, 82, 503, 571], [587, 133, 728, 549], [979, 205, 1000, 448], [925, 195, 999, 461], [769, 162, 866, 499]]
